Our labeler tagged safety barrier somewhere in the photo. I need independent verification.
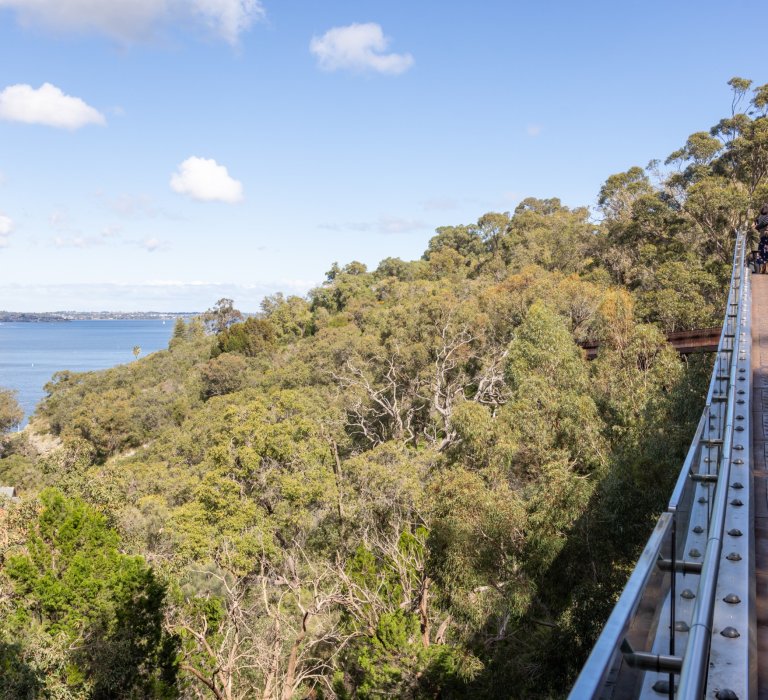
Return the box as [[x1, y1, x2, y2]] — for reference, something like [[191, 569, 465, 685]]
[[569, 232, 752, 699]]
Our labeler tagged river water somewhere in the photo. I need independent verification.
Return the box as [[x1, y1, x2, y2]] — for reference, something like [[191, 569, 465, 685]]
[[0, 320, 175, 422]]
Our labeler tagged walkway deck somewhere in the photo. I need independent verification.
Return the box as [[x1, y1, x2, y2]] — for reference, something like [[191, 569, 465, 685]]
[[753, 274, 768, 699]]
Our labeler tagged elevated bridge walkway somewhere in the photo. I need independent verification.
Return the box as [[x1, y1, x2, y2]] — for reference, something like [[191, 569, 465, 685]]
[[570, 233, 768, 699]]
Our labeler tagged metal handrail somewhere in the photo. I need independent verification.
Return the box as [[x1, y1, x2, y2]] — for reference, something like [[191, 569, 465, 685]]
[[567, 231, 748, 699], [669, 232, 743, 515], [667, 411, 706, 513], [676, 234, 747, 696], [567, 513, 674, 697]]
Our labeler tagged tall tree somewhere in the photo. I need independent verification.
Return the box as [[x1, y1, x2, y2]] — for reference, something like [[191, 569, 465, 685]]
[[0, 388, 23, 434], [202, 298, 244, 335]]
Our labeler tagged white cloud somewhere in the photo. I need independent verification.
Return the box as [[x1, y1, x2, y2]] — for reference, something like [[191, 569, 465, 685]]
[[421, 197, 459, 211], [53, 234, 104, 248], [310, 23, 414, 75], [101, 225, 122, 238], [320, 215, 427, 234], [0, 83, 105, 129], [190, 0, 264, 44], [170, 156, 243, 203], [0, 214, 13, 235], [0, 213, 12, 247], [0, 0, 264, 44], [121, 236, 167, 252], [49, 208, 70, 229], [0, 280, 317, 312], [107, 193, 160, 219]]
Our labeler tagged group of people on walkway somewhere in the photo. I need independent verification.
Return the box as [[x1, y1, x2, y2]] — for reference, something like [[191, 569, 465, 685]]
[[752, 204, 768, 273]]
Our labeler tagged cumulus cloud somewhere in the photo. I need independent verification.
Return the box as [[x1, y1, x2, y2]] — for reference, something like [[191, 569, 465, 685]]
[[0, 0, 264, 44], [170, 156, 243, 203], [0, 213, 13, 247], [190, 0, 264, 44], [0, 83, 105, 129], [310, 23, 414, 75]]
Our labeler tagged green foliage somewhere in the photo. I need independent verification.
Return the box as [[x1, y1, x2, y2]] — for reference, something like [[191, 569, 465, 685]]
[[1, 489, 178, 698], [38, 332, 213, 461], [200, 297, 243, 334], [199, 352, 249, 399], [260, 293, 314, 340], [214, 316, 276, 357], [0, 387, 23, 435]]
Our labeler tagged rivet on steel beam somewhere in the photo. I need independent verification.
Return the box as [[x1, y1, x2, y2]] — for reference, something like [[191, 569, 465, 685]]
[[674, 621, 690, 632], [692, 525, 704, 534], [731, 499, 744, 506], [723, 593, 741, 604], [652, 680, 676, 695], [731, 482, 744, 489], [735, 426, 745, 432], [726, 552, 742, 561], [721, 626, 740, 638], [736, 414, 745, 420], [704, 458, 712, 463], [689, 548, 702, 558], [698, 496, 707, 504], [728, 529, 743, 537], [716, 689, 739, 700], [733, 459, 744, 465], [737, 399, 745, 404], [681, 588, 695, 599], [738, 390, 746, 395], [734, 445, 744, 451]]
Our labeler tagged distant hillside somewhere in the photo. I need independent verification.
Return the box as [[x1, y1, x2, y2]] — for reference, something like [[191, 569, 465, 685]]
[[0, 311, 69, 322], [0, 310, 198, 321]]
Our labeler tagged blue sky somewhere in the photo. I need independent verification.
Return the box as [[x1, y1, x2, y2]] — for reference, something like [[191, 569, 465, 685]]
[[0, 0, 765, 311]]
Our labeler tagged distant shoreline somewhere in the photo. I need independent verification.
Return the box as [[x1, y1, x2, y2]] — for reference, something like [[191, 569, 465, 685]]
[[0, 311, 199, 322]]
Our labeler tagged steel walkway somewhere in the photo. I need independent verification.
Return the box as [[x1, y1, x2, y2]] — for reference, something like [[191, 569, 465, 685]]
[[570, 232, 760, 699], [752, 274, 768, 699]]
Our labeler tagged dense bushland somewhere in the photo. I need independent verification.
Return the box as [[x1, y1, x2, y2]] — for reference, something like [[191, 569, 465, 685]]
[[1, 77, 767, 698]]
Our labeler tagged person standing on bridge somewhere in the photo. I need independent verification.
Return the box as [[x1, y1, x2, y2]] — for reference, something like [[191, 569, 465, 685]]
[[756, 204, 768, 273], [757, 203, 768, 232]]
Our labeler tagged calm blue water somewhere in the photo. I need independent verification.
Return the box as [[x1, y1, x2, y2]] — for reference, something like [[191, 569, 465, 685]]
[[0, 320, 175, 422]]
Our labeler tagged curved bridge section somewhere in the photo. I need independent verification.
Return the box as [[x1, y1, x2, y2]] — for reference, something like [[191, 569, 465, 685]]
[[570, 232, 754, 699]]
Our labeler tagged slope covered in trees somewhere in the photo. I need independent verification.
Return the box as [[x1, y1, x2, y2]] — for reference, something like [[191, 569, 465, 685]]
[[1, 78, 767, 698]]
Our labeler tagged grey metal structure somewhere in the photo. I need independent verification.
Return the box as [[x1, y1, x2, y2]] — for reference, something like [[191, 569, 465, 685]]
[[569, 232, 753, 699]]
